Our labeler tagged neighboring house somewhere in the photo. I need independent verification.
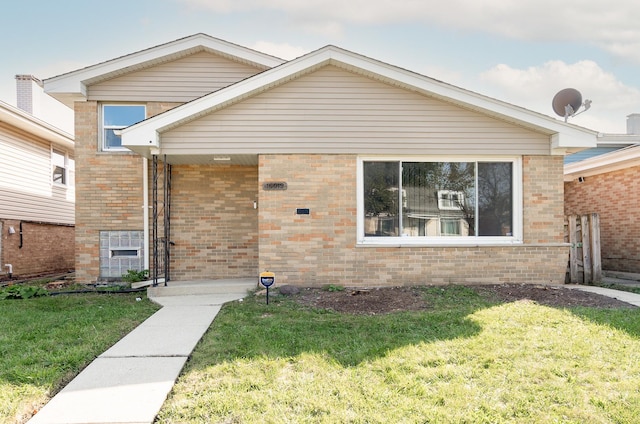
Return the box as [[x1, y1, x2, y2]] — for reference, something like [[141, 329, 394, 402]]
[[0, 91, 75, 280], [43, 33, 597, 287], [564, 114, 640, 274]]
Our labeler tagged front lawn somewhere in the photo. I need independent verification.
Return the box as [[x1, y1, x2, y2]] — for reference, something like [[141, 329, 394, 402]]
[[0, 292, 160, 423], [158, 286, 640, 423]]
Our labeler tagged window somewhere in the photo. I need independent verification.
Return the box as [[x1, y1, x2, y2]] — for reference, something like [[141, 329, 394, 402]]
[[359, 158, 521, 244], [438, 190, 464, 210], [101, 105, 146, 151], [52, 149, 66, 185], [440, 218, 462, 236]]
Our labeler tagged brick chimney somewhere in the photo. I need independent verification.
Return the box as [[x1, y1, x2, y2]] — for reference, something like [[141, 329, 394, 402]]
[[15, 74, 42, 115], [627, 113, 640, 135]]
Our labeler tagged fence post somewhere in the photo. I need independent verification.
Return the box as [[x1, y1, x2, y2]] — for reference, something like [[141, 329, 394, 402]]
[[568, 215, 579, 283], [590, 213, 602, 282], [581, 215, 592, 284]]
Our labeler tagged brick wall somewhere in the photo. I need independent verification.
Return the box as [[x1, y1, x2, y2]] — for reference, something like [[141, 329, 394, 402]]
[[258, 154, 568, 287], [0, 219, 74, 279], [523, 155, 565, 244], [565, 166, 640, 273], [169, 164, 259, 280], [74, 101, 180, 284]]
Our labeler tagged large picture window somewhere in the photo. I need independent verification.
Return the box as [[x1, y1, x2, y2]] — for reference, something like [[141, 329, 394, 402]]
[[101, 105, 146, 151], [359, 158, 521, 244]]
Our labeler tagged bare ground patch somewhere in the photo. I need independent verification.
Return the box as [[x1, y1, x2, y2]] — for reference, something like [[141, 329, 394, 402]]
[[288, 284, 635, 315]]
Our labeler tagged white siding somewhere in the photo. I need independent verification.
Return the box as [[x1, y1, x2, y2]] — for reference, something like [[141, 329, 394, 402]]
[[0, 123, 74, 224], [88, 51, 265, 103], [161, 65, 550, 156]]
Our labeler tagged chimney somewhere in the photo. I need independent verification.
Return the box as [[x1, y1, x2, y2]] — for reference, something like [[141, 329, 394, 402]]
[[15, 74, 42, 115], [627, 113, 640, 135]]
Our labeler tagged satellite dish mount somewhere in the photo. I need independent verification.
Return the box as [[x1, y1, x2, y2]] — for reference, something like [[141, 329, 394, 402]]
[[552, 88, 591, 122]]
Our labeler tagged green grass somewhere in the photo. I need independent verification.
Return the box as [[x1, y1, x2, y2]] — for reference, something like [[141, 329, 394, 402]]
[[0, 293, 159, 423], [158, 287, 640, 423]]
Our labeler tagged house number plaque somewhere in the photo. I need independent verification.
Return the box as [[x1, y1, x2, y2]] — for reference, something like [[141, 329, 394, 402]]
[[262, 182, 287, 191]]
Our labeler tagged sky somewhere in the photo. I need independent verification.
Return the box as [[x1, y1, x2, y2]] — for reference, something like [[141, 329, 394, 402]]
[[1, 0, 639, 134]]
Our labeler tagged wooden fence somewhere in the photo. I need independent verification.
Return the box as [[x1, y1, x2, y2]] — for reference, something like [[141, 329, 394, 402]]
[[564, 214, 602, 284]]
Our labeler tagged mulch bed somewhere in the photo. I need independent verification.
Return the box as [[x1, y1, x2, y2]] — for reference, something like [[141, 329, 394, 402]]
[[288, 284, 635, 315]]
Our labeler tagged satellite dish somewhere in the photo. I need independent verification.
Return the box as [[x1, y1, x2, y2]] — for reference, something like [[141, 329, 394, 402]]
[[552, 88, 591, 122]]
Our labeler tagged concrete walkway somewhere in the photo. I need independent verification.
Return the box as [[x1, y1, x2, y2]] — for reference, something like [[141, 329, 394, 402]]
[[28, 280, 255, 424], [565, 284, 640, 307]]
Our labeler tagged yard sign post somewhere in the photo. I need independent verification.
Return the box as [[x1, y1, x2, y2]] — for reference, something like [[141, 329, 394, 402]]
[[260, 271, 275, 304]]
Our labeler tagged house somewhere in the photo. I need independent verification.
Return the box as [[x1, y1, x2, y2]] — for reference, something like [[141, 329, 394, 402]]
[[43, 33, 597, 287], [0, 76, 75, 280], [564, 114, 640, 274]]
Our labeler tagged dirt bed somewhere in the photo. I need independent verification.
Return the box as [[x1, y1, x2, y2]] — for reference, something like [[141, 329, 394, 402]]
[[290, 284, 635, 315]]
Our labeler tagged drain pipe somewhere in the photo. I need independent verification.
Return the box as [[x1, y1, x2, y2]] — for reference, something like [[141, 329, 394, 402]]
[[143, 157, 150, 270], [4, 264, 12, 279]]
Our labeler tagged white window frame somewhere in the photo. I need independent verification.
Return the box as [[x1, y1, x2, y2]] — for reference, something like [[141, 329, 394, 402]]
[[100, 104, 146, 152], [437, 190, 464, 210], [357, 156, 523, 246], [51, 148, 67, 186]]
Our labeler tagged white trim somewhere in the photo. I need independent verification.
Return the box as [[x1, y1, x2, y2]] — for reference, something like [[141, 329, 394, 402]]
[[357, 155, 523, 246], [101, 103, 146, 152], [51, 147, 68, 186], [143, 157, 149, 270], [564, 144, 640, 181], [0, 100, 73, 149]]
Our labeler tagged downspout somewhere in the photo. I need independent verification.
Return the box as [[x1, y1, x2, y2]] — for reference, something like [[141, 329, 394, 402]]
[[143, 157, 149, 270]]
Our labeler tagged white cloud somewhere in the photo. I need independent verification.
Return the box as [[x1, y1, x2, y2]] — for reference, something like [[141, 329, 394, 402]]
[[250, 41, 309, 60], [178, 0, 640, 63], [478, 60, 640, 133]]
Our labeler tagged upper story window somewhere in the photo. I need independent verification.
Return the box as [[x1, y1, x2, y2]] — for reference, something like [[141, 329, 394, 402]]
[[101, 104, 146, 151], [438, 190, 464, 210], [358, 157, 521, 245], [52, 149, 67, 185]]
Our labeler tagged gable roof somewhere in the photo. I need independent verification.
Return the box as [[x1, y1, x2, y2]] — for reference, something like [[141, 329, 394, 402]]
[[43, 33, 286, 108], [0, 100, 74, 149], [564, 143, 640, 181], [121, 43, 597, 157]]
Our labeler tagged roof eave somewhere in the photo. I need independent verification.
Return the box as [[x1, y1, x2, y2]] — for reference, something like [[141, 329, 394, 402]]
[[43, 33, 286, 108], [121, 45, 598, 153], [0, 101, 74, 150], [564, 144, 640, 181]]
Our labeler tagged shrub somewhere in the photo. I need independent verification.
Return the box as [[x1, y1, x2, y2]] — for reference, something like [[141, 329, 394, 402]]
[[121, 269, 149, 283], [0, 285, 49, 300]]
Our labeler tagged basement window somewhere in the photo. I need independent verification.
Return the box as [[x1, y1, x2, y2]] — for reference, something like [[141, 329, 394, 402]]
[[99, 231, 144, 279]]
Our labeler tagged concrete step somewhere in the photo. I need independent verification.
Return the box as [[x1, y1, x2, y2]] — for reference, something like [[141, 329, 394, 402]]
[[147, 278, 257, 297]]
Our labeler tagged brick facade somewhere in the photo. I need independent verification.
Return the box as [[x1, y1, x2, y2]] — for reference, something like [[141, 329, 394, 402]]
[[565, 166, 640, 273], [74, 107, 569, 287], [74, 101, 180, 284], [1, 219, 74, 279], [169, 164, 258, 280], [258, 154, 568, 286]]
